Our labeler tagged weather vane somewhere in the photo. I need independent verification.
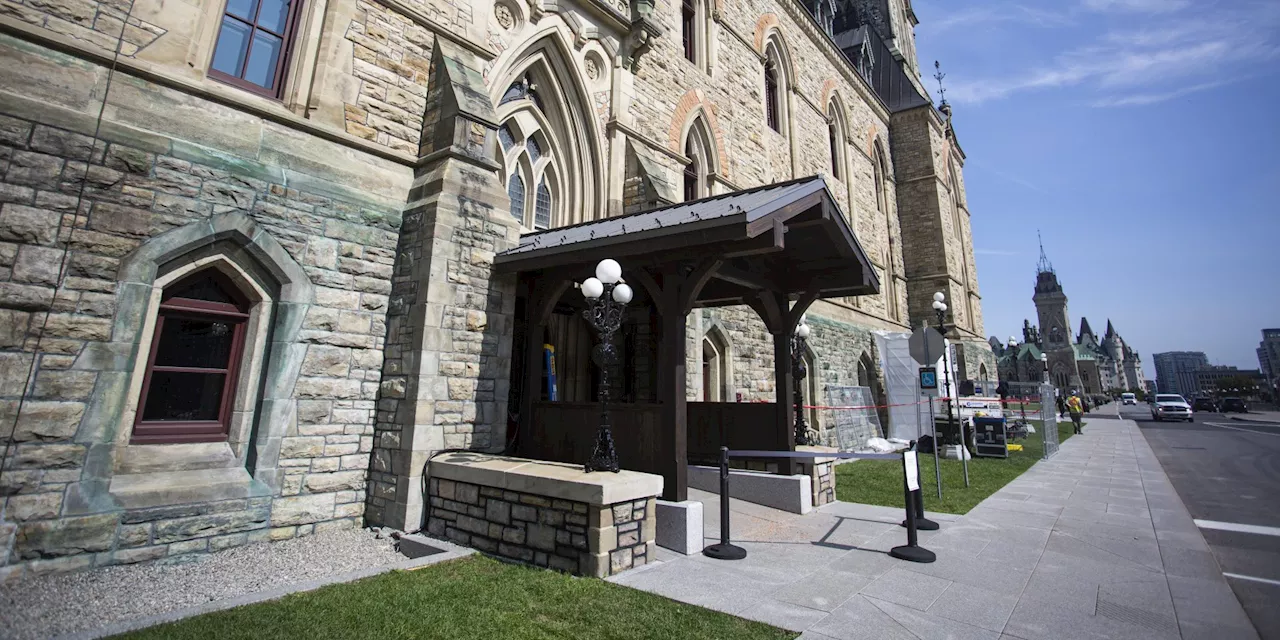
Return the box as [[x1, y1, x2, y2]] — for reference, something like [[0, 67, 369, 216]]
[[933, 60, 948, 107]]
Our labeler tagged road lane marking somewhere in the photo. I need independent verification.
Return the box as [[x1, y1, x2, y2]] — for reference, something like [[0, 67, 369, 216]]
[[1194, 520, 1280, 537], [1223, 573, 1280, 587], [1204, 421, 1280, 437]]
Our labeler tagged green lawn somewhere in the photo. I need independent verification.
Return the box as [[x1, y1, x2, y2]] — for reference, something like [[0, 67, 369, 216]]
[[115, 555, 796, 640], [836, 420, 1078, 514]]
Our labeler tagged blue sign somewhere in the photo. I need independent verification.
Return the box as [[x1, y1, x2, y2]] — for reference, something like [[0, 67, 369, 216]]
[[919, 367, 937, 390]]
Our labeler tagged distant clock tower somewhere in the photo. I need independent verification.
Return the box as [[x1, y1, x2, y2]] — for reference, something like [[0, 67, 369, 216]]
[[1032, 239, 1081, 389]]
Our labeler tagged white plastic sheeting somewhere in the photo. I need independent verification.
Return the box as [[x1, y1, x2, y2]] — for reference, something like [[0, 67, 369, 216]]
[[873, 332, 919, 441], [874, 330, 959, 442]]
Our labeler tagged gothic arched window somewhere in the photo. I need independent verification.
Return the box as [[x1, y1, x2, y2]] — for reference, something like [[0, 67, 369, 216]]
[[762, 37, 790, 135], [827, 97, 846, 181], [684, 145, 699, 202], [683, 117, 714, 201], [134, 269, 252, 443], [496, 75, 564, 230], [764, 59, 781, 132], [507, 173, 526, 223], [535, 180, 552, 230]]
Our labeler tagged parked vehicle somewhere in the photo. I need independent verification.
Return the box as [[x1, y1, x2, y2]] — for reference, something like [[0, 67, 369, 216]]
[[1221, 398, 1249, 413], [1192, 397, 1219, 413], [1152, 394, 1193, 422], [1121, 392, 1137, 405]]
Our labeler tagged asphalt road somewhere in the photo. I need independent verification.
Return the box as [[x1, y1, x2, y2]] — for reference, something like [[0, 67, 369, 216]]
[[1123, 403, 1280, 639]]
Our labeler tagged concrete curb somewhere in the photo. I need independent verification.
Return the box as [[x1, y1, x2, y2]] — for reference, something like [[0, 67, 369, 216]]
[[60, 542, 475, 640], [1230, 416, 1280, 425]]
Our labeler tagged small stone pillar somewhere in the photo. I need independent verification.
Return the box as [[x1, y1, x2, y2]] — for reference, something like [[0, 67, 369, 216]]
[[798, 445, 837, 508]]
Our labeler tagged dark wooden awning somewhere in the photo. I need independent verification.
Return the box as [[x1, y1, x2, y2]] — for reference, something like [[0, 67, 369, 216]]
[[498, 176, 881, 502], [493, 176, 880, 304]]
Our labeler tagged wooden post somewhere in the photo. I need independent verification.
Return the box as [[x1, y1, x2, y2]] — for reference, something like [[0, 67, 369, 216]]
[[655, 267, 688, 501], [773, 329, 797, 476]]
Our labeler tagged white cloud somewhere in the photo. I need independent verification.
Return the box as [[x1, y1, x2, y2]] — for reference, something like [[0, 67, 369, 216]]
[[923, 4, 1073, 34], [1090, 78, 1238, 107], [946, 2, 1280, 105], [1082, 0, 1189, 13]]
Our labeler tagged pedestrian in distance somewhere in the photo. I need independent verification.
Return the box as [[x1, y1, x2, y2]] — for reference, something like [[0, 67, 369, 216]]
[[1067, 393, 1084, 434], [1056, 393, 1066, 420]]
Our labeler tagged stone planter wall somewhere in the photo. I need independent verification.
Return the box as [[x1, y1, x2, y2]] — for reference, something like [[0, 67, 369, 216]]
[[424, 453, 662, 578]]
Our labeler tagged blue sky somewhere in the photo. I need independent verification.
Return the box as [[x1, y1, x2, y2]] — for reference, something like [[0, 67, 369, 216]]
[[912, 0, 1280, 378]]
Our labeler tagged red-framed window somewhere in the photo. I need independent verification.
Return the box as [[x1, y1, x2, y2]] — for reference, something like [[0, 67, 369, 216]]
[[132, 270, 251, 445], [208, 0, 305, 98]]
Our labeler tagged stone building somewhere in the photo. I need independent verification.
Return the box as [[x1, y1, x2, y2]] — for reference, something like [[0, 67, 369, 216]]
[[995, 246, 1143, 395], [0, 0, 992, 579]]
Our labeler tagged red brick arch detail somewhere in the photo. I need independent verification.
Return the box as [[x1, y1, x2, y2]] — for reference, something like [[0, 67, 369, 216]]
[[864, 125, 879, 158], [668, 89, 730, 178], [753, 14, 780, 55], [712, 0, 723, 15], [819, 79, 839, 114]]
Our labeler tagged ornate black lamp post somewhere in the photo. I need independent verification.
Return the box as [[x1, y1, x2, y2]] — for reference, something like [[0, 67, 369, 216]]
[[578, 259, 633, 473], [791, 317, 817, 446]]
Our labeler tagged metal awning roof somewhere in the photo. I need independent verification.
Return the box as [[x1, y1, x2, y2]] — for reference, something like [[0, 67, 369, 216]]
[[494, 176, 880, 307]]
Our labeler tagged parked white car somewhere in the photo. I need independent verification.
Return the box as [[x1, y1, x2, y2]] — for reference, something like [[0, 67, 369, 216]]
[[1151, 394, 1193, 422]]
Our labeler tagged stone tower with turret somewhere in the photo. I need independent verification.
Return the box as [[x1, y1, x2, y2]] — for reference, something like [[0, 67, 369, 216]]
[[1032, 240, 1082, 389]]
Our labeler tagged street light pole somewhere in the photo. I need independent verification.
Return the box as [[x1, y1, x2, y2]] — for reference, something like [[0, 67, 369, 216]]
[[579, 259, 633, 473], [932, 293, 954, 429], [792, 318, 816, 446], [933, 292, 968, 486]]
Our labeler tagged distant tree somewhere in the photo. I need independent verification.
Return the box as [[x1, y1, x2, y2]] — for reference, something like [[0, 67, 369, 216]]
[[1214, 375, 1259, 397]]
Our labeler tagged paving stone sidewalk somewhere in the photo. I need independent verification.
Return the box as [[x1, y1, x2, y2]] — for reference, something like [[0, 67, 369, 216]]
[[610, 416, 1259, 639]]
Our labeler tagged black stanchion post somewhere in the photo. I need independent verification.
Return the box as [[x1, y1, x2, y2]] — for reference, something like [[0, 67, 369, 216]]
[[704, 446, 747, 560], [891, 443, 936, 564], [901, 446, 939, 531]]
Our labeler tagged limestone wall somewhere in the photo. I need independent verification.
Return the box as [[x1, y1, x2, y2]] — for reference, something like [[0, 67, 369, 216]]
[[0, 36, 412, 580]]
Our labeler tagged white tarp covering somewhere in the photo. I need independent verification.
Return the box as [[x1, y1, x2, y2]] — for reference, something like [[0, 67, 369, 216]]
[[874, 330, 961, 442], [873, 331, 919, 441]]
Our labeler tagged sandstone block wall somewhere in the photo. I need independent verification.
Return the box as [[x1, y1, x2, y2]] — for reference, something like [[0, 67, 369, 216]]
[[427, 477, 656, 577], [688, 307, 887, 442], [806, 459, 835, 507], [0, 36, 412, 580]]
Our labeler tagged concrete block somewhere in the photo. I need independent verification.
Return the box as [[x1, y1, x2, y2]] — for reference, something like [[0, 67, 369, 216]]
[[655, 499, 703, 555], [687, 465, 813, 514]]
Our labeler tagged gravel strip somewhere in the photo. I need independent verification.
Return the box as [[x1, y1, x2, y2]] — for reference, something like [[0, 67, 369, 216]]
[[0, 528, 405, 640]]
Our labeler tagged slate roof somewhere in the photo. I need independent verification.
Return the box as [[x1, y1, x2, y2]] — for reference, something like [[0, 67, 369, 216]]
[[494, 176, 880, 301], [500, 177, 819, 258], [833, 26, 930, 113]]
